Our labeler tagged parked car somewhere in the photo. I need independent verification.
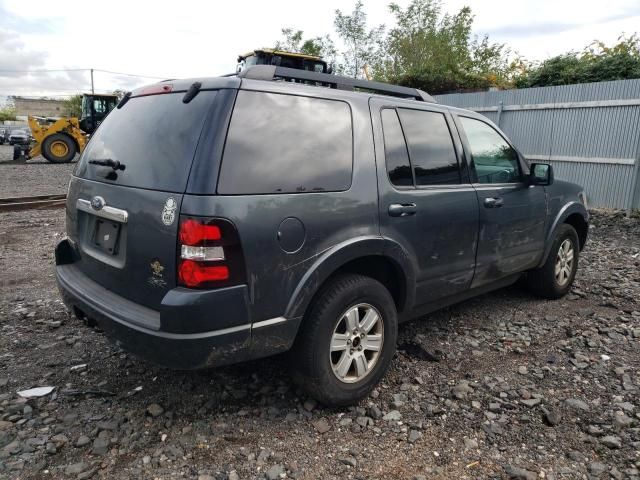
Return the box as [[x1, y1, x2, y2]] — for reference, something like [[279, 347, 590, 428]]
[[55, 66, 589, 406], [9, 129, 30, 146]]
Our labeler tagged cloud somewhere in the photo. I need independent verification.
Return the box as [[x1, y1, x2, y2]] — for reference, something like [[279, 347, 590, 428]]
[[0, 3, 62, 34], [486, 21, 579, 38], [0, 29, 47, 75], [485, 12, 640, 39], [0, 29, 148, 96]]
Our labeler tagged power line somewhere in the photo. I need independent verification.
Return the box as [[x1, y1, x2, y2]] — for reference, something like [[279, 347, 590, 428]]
[[0, 67, 170, 79], [93, 69, 168, 80], [0, 68, 89, 73]]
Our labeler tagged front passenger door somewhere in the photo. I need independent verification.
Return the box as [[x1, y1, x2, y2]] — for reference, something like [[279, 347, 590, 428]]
[[456, 115, 547, 288]]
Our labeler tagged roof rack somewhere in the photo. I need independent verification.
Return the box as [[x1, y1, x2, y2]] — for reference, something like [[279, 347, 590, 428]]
[[237, 65, 436, 103]]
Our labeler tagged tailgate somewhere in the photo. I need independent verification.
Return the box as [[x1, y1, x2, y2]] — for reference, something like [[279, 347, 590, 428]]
[[66, 89, 219, 310], [66, 178, 182, 309]]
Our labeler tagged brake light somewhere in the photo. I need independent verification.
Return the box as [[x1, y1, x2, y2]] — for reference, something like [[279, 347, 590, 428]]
[[179, 219, 221, 245], [177, 217, 245, 289], [138, 84, 173, 96], [178, 261, 229, 287]]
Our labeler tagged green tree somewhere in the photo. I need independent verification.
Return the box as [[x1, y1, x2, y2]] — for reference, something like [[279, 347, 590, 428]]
[[0, 107, 16, 122], [334, 0, 385, 78], [377, 0, 515, 93], [275, 28, 337, 65], [63, 94, 82, 117], [112, 90, 127, 101], [515, 34, 640, 87], [275, 28, 305, 52]]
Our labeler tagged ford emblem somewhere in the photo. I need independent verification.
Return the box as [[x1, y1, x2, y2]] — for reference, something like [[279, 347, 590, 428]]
[[90, 196, 106, 211]]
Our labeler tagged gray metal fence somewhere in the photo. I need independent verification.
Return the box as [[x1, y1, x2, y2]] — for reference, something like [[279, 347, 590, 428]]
[[435, 79, 640, 210]]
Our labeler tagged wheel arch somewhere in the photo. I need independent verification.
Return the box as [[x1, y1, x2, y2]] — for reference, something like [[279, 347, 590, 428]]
[[284, 236, 416, 323], [538, 201, 589, 268]]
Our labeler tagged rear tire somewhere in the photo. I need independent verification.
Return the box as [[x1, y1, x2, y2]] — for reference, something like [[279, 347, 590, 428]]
[[42, 133, 76, 163], [526, 224, 579, 299], [290, 274, 398, 407]]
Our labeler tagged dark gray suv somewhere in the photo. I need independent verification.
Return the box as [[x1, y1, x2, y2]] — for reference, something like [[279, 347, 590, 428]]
[[56, 66, 589, 406]]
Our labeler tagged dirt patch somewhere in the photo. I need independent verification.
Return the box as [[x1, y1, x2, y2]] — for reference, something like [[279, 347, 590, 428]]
[[0, 209, 639, 479]]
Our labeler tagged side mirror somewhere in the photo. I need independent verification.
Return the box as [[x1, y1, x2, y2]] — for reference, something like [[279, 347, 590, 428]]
[[530, 163, 554, 186]]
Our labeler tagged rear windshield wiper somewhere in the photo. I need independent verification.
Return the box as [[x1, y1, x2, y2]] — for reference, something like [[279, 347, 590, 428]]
[[88, 158, 126, 171]]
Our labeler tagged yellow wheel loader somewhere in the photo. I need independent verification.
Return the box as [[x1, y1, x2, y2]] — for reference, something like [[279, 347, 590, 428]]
[[237, 49, 331, 74], [27, 94, 118, 163]]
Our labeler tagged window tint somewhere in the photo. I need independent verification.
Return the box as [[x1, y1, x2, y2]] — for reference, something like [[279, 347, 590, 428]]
[[218, 91, 352, 194], [77, 91, 217, 192], [460, 117, 521, 184], [381, 109, 412, 187], [397, 109, 460, 186]]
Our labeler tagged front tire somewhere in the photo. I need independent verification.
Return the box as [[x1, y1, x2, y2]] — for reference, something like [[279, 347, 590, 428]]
[[42, 133, 76, 163], [290, 274, 398, 407], [526, 224, 580, 299]]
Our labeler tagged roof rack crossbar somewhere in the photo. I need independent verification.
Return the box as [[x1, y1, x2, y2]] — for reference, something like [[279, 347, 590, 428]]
[[238, 65, 436, 103]]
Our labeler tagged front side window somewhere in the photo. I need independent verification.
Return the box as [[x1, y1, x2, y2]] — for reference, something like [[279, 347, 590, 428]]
[[397, 109, 460, 186], [460, 116, 521, 184], [218, 91, 353, 194]]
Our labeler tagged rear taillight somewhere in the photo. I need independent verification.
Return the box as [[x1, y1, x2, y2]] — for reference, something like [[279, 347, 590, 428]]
[[177, 217, 246, 289]]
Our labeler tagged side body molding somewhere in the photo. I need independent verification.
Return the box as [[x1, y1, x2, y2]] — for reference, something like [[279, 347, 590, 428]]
[[283, 236, 417, 321], [537, 201, 589, 268]]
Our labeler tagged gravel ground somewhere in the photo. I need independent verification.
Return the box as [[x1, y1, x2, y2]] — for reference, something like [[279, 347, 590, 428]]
[[1, 200, 639, 479], [0, 145, 76, 198]]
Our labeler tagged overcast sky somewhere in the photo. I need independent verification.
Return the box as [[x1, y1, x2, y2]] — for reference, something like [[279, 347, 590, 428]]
[[1, 0, 639, 100]]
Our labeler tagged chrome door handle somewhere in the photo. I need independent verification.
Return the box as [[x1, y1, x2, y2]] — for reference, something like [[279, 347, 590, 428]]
[[388, 203, 417, 217], [484, 197, 504, 208]]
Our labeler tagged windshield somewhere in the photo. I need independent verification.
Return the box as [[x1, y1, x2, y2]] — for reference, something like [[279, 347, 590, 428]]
[[75, 91, 218, 192]]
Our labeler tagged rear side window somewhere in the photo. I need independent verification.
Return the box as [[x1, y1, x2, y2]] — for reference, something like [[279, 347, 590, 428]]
[[76, 91, 217, 192], [381, 109, 412, 187], [397, 109, 460, 185], [218, 91, 353, 194]]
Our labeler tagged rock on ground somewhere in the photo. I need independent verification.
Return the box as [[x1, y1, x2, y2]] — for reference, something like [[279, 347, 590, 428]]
[[0, 207, 639, 478]]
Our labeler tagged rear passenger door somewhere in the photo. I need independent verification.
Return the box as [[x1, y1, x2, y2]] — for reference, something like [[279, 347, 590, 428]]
[[370, 99, 479, 307], [454, 115, 547, 287]]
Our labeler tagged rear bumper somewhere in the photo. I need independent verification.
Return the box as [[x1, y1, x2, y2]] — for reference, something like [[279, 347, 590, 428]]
[[55, 240, 300, 369]]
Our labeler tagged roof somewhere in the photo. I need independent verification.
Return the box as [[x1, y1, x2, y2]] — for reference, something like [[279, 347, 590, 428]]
[[127, 66, 438, 105], [238, 65, 437, 103], [238, 48, 325, 62]]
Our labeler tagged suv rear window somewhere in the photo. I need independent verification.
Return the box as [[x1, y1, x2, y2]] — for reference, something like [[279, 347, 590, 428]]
[[218, 91, 353, 194], [76, 91, 217, 192]]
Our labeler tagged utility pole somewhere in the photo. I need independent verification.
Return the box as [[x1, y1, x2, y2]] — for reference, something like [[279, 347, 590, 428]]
[[90, 68, 94, 94]]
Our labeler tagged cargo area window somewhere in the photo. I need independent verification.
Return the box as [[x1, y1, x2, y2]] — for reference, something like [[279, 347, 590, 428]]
[[218, 91, 353, 194]]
